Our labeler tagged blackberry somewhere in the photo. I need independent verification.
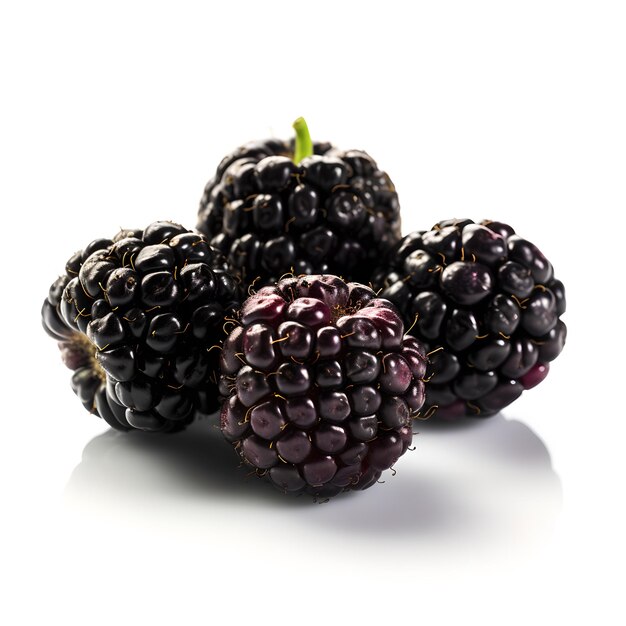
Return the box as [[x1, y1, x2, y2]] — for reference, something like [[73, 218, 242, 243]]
[[42, 221, 241, 432], [219, 275, 427, 497], [373, 219, 566, 420], [197, 118, 401, 290]]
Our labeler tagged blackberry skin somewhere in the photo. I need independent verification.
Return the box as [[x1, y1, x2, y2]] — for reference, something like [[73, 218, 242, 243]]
[[219, 274, 427, 497], [42, 221, 241, 432], [197, 118, 401, 290], [373, 219, 566, 420]]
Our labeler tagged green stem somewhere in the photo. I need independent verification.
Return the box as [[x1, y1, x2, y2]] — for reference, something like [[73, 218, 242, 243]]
[[292, 117, 313, 164]]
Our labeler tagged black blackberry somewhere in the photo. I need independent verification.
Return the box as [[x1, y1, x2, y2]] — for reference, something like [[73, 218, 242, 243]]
[[197, 118, 401, 290], [42, 221, 241, 432], [373, 219, 566, 420], [219, 275, 427, 497]]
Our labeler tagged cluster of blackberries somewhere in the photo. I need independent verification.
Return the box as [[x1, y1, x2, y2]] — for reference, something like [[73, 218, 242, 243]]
[[43, 118, 566, 498]]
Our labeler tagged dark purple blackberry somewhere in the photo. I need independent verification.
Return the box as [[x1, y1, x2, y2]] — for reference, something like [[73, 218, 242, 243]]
[[197, 118, 401, 290], [373, 219, 566, 420], [219, 275, 427, 497], [42, 221, 241, 432]]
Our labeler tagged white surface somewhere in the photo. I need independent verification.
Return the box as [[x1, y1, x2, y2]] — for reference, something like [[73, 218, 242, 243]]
[[1, 1, 625, 624]]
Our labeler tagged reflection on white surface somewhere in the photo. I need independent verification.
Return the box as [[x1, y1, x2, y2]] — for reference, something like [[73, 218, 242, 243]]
[[64, 413, 562, 564]]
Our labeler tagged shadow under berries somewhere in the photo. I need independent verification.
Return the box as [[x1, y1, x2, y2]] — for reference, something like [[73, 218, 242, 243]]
[[64, 412, 561, 547]]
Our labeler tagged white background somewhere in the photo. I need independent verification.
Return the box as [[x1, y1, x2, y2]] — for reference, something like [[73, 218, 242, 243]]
[[1, 1, 625, 624]]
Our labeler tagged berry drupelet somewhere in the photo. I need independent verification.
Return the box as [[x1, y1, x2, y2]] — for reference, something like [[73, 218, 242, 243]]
[[219, 275, 427, 497], [42, 221, 241, 432], [373, 219, 566, 420], [197, 118, 401, 290]]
